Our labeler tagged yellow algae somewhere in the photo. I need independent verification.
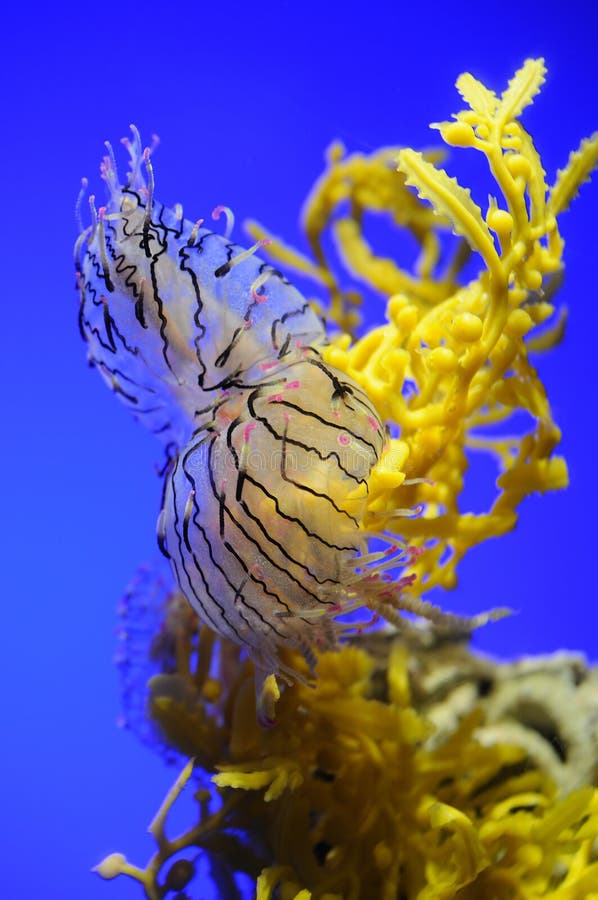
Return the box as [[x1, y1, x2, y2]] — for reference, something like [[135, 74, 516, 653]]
[[99, 611, 598, 898], [271, 58, 598, 597]]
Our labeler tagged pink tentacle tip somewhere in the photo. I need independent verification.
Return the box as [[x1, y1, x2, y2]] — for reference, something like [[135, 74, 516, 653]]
[[285, 381, 301, 390], [367, 416, 380, 431], [98, 205, 107, 221], [212, 205, 235, 239], [251, 288, 268, 304], [267, 393, 283, 403], [188, 218, 204, 244], [397, 574, 417, 590], [211, 205, 228, 220], [243, 422, 257, 444]]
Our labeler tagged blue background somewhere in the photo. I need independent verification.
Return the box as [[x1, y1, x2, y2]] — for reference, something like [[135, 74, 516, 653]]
[[1, 1, 596, 897]]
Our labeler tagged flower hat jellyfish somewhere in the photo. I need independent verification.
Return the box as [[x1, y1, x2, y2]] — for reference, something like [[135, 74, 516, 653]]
[[76, 128, 473, 719]]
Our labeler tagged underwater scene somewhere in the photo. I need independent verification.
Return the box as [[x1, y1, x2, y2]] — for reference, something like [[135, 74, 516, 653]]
[[2, 2, 597, 898]]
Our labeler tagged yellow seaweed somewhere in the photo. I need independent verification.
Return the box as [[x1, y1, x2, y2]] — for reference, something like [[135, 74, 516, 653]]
[[97, 616, 598, 898], [295, 58, 598, 596]]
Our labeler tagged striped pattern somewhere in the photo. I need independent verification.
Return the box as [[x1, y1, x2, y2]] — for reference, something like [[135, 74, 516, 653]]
[[76, 130, 385, 676], [160, 354, 384, 672], [75, 128, 325, 451]]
